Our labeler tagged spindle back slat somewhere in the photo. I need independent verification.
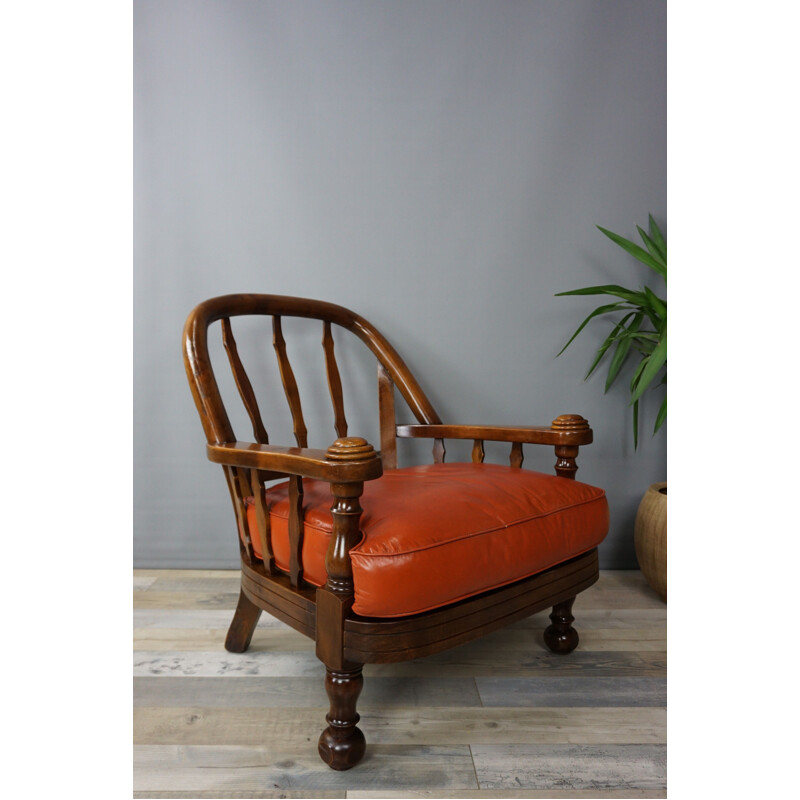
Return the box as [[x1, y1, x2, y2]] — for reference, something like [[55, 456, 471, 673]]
[[228, 466, 255, 563], [249, 468, 275, 573], [510, 442, 524, 468], [221, 318, 270, 445], [273, 316, 309, 448], [471, 440, 485, 463], [288, 476, 305, 587], [433, 438, 446, 464], [322, 321, 348, 439]]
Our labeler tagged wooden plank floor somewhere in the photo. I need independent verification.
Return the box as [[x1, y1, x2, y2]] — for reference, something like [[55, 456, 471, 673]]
[[133, 570, 666, 798]]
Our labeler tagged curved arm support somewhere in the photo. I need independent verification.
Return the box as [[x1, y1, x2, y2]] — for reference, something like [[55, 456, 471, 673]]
[[395, 414, 593, 447], [206, 440, 383, 483]]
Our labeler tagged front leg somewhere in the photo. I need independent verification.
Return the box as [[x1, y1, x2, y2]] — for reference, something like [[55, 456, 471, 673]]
[[318, 666, 366, 770], [316, 437, 375, 769]]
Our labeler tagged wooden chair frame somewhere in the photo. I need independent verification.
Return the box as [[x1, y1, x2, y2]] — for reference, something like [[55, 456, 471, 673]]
[[183, 293, 599, 770]]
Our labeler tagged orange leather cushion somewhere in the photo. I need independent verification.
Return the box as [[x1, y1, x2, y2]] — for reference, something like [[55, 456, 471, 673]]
[[246, 463, 608, 618]]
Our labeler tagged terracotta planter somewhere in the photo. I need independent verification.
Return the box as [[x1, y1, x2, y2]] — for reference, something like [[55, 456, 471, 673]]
[[634, 482, 667, 601]]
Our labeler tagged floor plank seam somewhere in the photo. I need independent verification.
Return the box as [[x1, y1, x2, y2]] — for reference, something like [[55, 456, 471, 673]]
[[468, 743, 481, 791]]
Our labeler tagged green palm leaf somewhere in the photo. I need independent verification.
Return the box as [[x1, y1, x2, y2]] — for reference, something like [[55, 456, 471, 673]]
[[555, 301, 628, 357], [597, 225, 666, 279], [555, 284, 650, 305], [556, 216, 667, 449], [654, 395, 667, 434], [636, 226, 667, 273], [584, 312, 636, 379], [629, 354, 649, 394], [630, 335, 667, 405], [605, 312, 644, 392], [643, 287, 667, 324], [648, 215, 667, 262]]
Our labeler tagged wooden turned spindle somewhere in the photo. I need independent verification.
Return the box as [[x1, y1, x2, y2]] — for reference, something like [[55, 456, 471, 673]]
[[551, 415, 589, 479], [543, 596, 579, 654], [324, 438, 375, 596], [554, 445, 579, 479], [325, 485, 363, 597]]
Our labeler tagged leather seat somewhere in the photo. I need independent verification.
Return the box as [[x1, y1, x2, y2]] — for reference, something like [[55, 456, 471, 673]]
[[247, 462, 609, 618]]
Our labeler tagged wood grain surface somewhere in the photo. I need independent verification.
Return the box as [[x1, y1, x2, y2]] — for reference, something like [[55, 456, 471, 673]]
[[133, 570, 666, 798]]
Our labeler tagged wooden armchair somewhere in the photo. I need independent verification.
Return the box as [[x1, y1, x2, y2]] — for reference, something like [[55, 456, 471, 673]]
[[183, 294, 609, 770]]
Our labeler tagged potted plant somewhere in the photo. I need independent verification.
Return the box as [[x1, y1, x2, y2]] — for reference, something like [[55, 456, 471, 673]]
[[555, 215, 667, 600]]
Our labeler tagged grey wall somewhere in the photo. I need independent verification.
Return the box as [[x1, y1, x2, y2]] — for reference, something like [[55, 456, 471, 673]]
[[134, 0, 666, 569]]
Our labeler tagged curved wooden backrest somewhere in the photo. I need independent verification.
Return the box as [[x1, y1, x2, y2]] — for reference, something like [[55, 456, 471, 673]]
[[183, 294, 442, 459]]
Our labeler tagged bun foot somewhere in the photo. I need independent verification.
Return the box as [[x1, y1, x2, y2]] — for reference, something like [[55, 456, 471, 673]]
[[318, 722, 366, 771], [543, 597, 579, 654]]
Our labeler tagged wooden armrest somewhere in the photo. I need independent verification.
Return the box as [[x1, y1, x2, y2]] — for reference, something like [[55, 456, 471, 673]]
[[395, 415, 594, 446], [207, 438, 383, 482]]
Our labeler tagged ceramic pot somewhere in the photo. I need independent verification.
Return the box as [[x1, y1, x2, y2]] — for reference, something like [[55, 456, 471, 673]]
[[634, 482, 667, 601]]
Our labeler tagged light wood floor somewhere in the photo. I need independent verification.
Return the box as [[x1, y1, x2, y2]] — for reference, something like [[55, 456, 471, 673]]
[[133, 569, 666, 798]]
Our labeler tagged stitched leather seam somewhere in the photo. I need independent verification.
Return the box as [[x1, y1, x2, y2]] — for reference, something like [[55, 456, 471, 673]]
[[262, 491, 607, 556]]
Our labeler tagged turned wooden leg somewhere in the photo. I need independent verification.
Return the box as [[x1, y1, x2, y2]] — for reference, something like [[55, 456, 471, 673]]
[[224, 588, 263, 653], [318, 666, 366, 770], [543, 596, 579, 654]]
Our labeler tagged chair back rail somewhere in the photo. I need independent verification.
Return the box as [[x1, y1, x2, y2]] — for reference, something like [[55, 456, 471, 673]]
[[183, 294, 441, 448]]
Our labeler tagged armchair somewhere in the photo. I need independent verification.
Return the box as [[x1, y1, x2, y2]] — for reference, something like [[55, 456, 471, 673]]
[[183, 294, 609, 770]]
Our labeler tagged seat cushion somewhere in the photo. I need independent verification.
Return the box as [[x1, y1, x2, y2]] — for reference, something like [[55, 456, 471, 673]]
[[246, 462, 608, 618]]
